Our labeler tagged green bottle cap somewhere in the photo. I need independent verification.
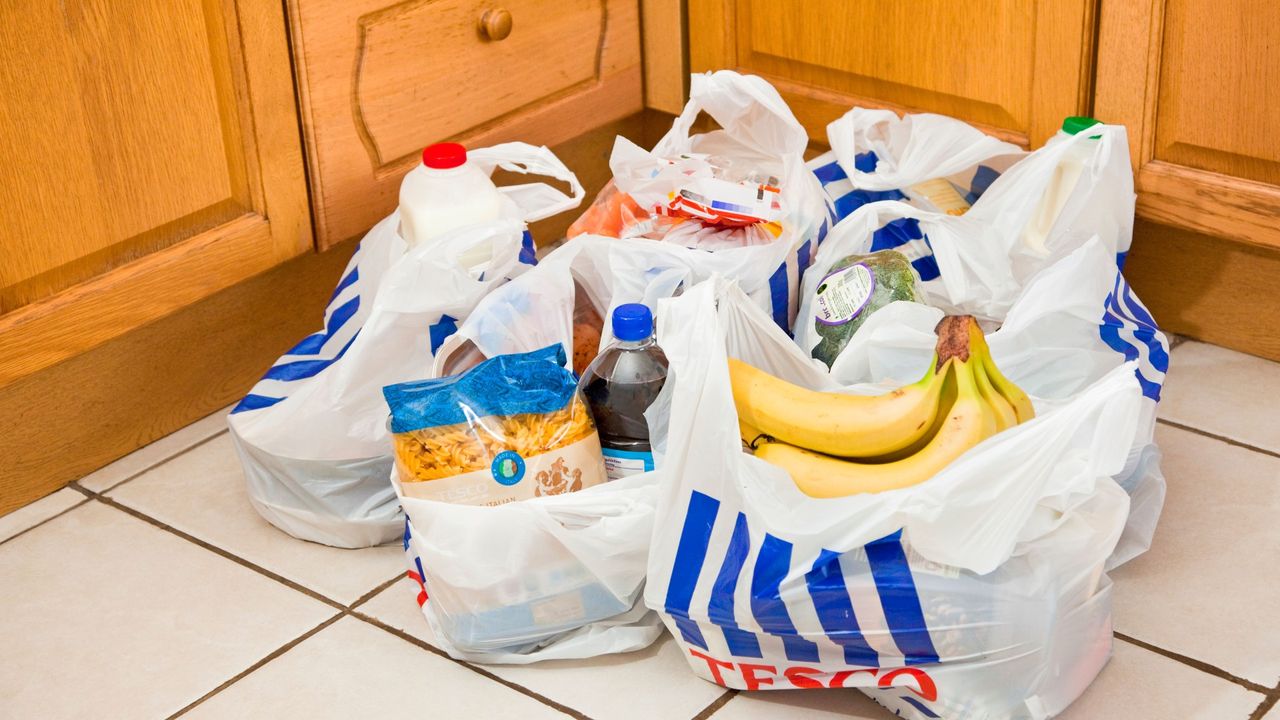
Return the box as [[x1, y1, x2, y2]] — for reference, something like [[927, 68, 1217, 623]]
[[1062, 116, 1101, 135]]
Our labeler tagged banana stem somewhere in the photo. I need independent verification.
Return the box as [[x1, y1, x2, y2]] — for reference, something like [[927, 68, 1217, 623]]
[[933, 315, 977, 371]]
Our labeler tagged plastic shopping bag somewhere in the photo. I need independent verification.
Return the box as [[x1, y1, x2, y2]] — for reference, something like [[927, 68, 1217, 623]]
[[811, 112, 1135, 288], [810, 108, 1025, 219], [228, 143, 584, 548], [645, 277, 1153, 719], [401, 471, 662, 663], [397, 234, 736, 662], [571, 70, 832, 333], [795, 228, 1169, 571]]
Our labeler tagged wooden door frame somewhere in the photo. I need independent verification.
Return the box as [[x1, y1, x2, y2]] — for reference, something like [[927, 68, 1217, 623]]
[[0, 0, 311, 389], [1095, 0, 1280, 252]]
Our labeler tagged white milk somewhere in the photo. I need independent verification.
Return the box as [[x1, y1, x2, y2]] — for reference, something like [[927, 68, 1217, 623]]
[[399, 143, 504, 268]]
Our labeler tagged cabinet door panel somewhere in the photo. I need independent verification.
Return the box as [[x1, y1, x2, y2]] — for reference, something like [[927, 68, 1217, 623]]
[[290, 0, 643, 247], [0, 0, 309, 386], [1096, 0, 1280, 251], [690, 0, 1094, 148], [1153, 0, 1280, 186]]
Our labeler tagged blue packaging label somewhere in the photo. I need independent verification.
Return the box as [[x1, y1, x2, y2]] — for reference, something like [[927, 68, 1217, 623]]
[[602, 447, 654, 480]]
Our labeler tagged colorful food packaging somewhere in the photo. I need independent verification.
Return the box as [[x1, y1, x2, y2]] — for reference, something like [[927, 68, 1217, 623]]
[[384, 345, 606, 506]]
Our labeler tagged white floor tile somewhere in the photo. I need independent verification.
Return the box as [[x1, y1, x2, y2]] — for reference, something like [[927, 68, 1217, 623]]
[[183, 616, 565, 720], [0, 488, 85, 542], [0, 501, 335, 719], [1058, 639, 1263, 720], [79, 405, 233, 492], [1159, 342, 1280, 453], [359, 578, 727, 720], [1111, 425, 1280, 685], [106, 434, 404, 605], [712, 688, 889, 719]]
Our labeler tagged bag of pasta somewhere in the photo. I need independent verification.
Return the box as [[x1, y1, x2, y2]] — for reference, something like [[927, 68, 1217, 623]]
[[385, 344, 606, 505]]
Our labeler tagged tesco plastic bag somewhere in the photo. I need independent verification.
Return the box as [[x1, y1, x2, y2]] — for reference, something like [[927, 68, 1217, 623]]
[[811, 113, 1136, 291], [645, 276, 1156, 719], [227, 143, 584, 549], [398, 232, 750, 662], [400, 470, 662, 663], [811, 108, 1025, 219], [570, 70, 831, 333]]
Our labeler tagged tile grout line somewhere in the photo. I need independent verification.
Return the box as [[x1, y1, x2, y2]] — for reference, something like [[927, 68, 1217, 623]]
[[0, 425, 229, 548], [82, 488, 348, 613], [95, 428, 231, 495], [348, 610, 595, 720], [690, 689, 737, 720], [1115, 633, 1273, 694], [1251, 694, 1279, 720], [167, 611, 345, 719], [1155, 418, 1280, 460], [81, 477, 589, 720], [35, 416, 601, 719], [0, 495, 94, 548], [349, 572, 407, 610]]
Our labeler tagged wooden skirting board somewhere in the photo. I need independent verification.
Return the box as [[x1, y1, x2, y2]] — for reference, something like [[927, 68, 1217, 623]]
[[1125, 220, 1280, 362], [0, 112, 672, 517]]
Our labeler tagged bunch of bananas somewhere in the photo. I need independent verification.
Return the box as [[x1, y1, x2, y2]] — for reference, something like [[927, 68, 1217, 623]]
[[731, 316, 1033, 498]]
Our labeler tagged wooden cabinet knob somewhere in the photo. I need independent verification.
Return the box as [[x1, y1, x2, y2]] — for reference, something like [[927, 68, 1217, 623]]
[[479, 9, 513, 41]]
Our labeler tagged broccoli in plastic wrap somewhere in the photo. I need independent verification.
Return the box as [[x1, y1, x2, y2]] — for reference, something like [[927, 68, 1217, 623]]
[[811, 249, 923, 368]]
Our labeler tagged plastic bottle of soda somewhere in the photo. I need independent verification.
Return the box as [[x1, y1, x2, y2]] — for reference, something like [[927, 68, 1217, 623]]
[[580, 303, 668, 480]]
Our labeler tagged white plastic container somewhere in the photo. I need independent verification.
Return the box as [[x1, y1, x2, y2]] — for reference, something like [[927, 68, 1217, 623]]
[[399, 142, 504, 251], [1021, 116, 1100, 255]]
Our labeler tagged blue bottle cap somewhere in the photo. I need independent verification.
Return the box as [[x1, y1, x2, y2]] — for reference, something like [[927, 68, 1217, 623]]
[[612, 303, 653, 341]]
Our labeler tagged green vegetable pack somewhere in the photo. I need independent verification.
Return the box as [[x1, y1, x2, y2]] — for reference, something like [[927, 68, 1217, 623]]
[[810, 249, 923, 368]]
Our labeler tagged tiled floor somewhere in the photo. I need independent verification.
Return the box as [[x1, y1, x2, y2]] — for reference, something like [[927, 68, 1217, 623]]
[[1, 340, 1277, 720]]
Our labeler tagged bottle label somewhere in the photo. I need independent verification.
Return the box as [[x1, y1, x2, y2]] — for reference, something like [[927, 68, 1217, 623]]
[[601, 447, 655, 480], [814, 264, 876, 326]]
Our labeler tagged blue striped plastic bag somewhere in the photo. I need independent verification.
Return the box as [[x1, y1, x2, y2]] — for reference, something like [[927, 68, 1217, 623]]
[[604, 71, 832, 334], [645, 277, 1159, 719], [227, 143, 583, 548], [810, 116, 1137, 292], [811, 108, 1024, 222]]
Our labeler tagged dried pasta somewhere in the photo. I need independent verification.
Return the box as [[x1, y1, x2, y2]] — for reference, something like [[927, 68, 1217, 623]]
[[393, 395, 597, 483], [383, 344, 607, 506]]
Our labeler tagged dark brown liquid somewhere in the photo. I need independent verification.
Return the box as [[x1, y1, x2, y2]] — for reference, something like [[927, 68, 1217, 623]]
[[581, 347, 667, 453]]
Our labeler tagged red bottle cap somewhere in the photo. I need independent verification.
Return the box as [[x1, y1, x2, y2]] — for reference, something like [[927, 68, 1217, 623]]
[[422, 142, 466, 169]]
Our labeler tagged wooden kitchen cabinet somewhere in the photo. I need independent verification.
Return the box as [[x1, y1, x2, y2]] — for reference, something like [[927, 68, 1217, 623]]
[[1095, 0, 1280, 359], [286, 0, 644, 247], [0, 0, 311, 386], [0, 0, 311, 512], [687, 0, 1096, 149]]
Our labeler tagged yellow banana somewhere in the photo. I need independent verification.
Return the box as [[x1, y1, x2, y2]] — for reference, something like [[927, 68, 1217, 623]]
[[973, 359, 1017, 431], [739, 420, 767, 450], [966, 322, 1036, 424], [729, 355, 946, 458], [752, 359, 998, 498]]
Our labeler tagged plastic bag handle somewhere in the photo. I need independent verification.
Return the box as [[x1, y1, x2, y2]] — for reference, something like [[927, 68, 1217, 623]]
[[654, 71, 810, 159], [468, 142, 585, 222]]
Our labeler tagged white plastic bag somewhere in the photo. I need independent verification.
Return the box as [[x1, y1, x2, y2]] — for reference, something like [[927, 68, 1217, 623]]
[[228, 143, 583, 548], [599, 71, 831, 333], [400, 470, 662, 663], [795, 228, 1168, 567], [402, 233, 730, 662], [645, 277, 1153, 719], [812, 108, 1025, 221], [810, 111, 1136, 288]]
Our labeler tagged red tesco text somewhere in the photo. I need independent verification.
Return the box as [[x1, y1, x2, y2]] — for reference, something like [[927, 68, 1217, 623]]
[[688, 649, 938, 701]]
